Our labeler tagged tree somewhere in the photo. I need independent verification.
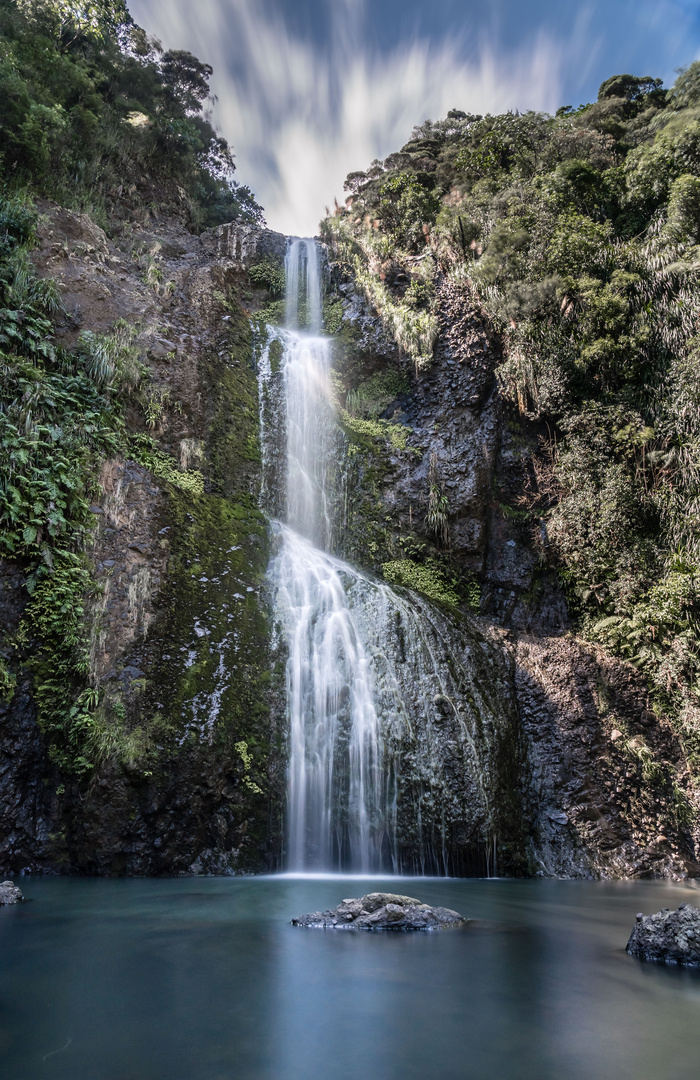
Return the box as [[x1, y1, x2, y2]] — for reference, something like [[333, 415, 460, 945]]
[[597, 74, 664, 103], [160, 50, 213, 114], [19, 0, 131, 37]]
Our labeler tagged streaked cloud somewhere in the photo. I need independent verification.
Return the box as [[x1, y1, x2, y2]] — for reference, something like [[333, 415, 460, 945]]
[[128, 0, 693, 235]]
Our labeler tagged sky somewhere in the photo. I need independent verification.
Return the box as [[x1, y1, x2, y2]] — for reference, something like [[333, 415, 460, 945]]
[[129, 0, 700, 235]]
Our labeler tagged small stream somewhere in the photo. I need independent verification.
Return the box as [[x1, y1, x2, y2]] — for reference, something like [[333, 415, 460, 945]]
[[2, 877, 699, 1080]]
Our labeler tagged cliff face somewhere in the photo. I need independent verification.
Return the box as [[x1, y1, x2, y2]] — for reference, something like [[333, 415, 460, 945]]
[[0, 208, 287, 876], [326, 263, 700, 879], [0, 211, 697, 879]]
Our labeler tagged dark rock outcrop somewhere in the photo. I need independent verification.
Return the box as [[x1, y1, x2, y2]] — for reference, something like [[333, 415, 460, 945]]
[[626, 903, 700, 965], [0, 880, 23, 905], [291, 892, 468, 930]]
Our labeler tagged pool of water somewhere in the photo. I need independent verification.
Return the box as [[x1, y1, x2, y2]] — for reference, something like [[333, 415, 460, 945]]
[[1, 876, 699, 1079]]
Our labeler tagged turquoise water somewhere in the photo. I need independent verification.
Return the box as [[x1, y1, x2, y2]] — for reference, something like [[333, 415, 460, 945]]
[[1, 876, 700, 1079]]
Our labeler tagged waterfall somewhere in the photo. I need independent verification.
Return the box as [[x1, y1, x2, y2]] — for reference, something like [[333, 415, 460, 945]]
[[271, 526, 386, 871], [258, 239, 517, 874], [285, 238, 322, 332]]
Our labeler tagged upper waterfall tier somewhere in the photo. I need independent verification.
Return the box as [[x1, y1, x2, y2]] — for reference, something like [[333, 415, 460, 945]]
[[258, 328, 335, 550], [285, 238, 322, 332]]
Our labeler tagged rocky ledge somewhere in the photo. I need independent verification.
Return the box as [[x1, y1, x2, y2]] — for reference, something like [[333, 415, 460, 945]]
[[626, 903, 700, 965], [291, 892, 468, 931], [0, 881, 23, 905]]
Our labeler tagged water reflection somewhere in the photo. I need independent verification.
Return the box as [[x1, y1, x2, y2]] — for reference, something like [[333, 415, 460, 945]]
[[1, 877, 699, 1079]]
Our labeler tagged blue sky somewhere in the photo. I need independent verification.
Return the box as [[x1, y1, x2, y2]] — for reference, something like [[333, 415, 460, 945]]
[[130, 0, 700, 234]]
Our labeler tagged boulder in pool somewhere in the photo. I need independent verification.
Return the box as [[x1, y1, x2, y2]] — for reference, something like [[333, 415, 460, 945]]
[[626, 903, 700, 965], [0, 880, 23, 905], [291, 892, 468, 931]]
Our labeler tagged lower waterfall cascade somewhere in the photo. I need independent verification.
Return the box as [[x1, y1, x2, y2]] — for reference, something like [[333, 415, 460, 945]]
[[257, 237, 525, 874]]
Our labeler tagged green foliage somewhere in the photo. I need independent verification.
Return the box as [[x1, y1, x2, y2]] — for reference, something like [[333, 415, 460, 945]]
[[235, 739, 263, 795], [327, 61, 700, 739], [345, 368, 409, 419], [80, 702, 153, 771], [592, 555, 700, 711], [624, 121, 700, 209], [76, 321, 145, 391], [248, 256, 285, 299], [0, 0, 263, 228], [353, 257, 439, 368], [427, 451, 449, 547], [381, 558, 459, 607], [129, 435, 205, 496], [0, 223, 123, 567], [322, 297, 344, 334], [377, 173, 441, 251], [339, 410, 411, 453], [0, 655, 17, 702], [0, 193, 132, 772], [667, 62, 700, 111], [17, 551, 97, 774], [455, 111, 552, 181]]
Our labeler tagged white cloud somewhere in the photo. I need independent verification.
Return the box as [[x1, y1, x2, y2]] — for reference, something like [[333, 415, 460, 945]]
[[129, 0, 600, 235]]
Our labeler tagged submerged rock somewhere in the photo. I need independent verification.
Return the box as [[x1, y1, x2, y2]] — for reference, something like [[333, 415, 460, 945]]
[[291, 892, 468, 931], [626, 903, 700, 965], [0, 880, 23, 905]]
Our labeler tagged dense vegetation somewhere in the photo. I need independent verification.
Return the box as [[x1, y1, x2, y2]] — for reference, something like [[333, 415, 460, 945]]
[[0, 1, 262, 775], [323, 67, 700, 767], [0, 0, 262, 228], [0, 194, 126, 769]]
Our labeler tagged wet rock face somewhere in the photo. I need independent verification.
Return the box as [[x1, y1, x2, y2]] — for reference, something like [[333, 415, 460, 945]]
[[0, 560, 62, 873], [516, 636, 697, 880], [0, 881, 23, 905], [291, 892, 468, 931], [330, 266, 698, 880], [0, 207, 287, 878], [334, 274, 566, 634], [626, 904, 700, 965]]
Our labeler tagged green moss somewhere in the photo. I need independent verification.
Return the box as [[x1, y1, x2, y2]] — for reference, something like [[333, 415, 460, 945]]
[[255, 300, 286, 326], [129, 437, 204, 495], [143, 488, 270, 754], [323, 297, 344, 334], [203, 300, 263, 496], [382, 559, 460, 607], [0, 657, 16, 704], [248, 256, 285, 298], [339, 409, 412, 452], [350, 369, 410, 414], [269, 337, 284, 374], [133, 287, 274, 831]]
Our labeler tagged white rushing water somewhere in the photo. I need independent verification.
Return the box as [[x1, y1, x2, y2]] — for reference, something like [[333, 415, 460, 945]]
[[270, 525, 387, 871], [285, 237, 322, 333], [260, 238, 392, 871], [259, 238, 499, 874]]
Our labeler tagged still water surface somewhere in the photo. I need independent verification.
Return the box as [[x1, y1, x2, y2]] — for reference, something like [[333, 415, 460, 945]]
[[1, 876, 699, 1080]]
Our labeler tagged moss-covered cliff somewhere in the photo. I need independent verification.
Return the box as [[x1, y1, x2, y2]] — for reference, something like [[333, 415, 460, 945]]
[[317, 66, 700, 873], [1, 1, 699, 879], [0, 197, 291, 874]]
